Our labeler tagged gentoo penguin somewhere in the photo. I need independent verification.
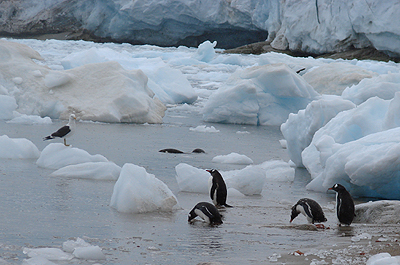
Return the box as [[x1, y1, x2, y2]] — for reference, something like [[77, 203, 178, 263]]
[[207, 169, 232, 208], [290, 198, 327, 225], [159, 148, 205, 154], [328, 183, 355, 226], [43, 114, 76, 146], [188, 202, 223, 225]]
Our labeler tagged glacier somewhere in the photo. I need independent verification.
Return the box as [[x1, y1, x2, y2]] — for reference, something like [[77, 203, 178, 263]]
[[1, 0, 400, 56]]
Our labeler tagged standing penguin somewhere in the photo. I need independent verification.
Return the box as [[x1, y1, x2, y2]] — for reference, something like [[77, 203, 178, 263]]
[[290, 198, 327, 225], [188, 202, 223, 225], [207, 169, 232, 208], [328, 183, 355, 226]]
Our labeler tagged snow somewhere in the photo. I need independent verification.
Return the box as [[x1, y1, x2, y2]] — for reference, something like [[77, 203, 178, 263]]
[[212, 152, 254, 165], [36, 143, 108, 170], [110, 163, 179, 213]]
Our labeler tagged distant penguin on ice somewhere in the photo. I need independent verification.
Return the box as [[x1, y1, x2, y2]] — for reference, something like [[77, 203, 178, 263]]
[[328, 183, 355, 226], [43, 114, 76, 146], [188, 202, 223, 225], [207, 169, 232, 208], [290, 198, 327, 226]]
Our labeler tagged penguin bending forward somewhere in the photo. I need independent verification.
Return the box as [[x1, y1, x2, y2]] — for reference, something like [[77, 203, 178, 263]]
[[207, 169, 232, 208], [188, 202, 223, 225], [290, 198, 327, 226], [328, 183, 355, 226]]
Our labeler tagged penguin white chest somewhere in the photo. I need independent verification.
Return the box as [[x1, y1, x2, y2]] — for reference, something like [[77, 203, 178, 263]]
[[194, 209, 210, 224], [296, 204, 313, 223]]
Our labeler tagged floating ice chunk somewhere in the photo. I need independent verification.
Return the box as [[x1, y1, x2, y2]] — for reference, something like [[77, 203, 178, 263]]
[[22, 256, 57, 265], [23, 248, 74, 261], [0, 135, 40, 159], [192, 40, 217, 62], [212, 152, 253, 165], [281, 95, 355, 167], [62, 237, 91, 253], [0, 95, 17, 120], [175, 163, 210, 193], [110, 163, 179, 213], [366, 253, 400, 265], [257, 160, 295, 182], [203, 63, 319, 126], [51, 161, 121, 181], [224, 166, 266, 195], [73, 246, 106, 260], [354, 200, 400, 224], [189, 125, 220, 133], [7, 114, 52, 124], [36, 143, 108, 170]]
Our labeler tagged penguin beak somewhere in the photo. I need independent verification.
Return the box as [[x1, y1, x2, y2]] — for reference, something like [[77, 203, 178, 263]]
[[328, 187, 333, 191], [290, 219, 293, 223], [206, 169, 211, 173]]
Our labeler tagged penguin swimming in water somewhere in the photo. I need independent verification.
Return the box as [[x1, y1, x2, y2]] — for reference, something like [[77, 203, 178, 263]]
[[290, 198, 327, 226], [159, 148, 205, 154], [328, 183, 355, 226], [207, 169, 232, 208], [188, 202, 223, 225]]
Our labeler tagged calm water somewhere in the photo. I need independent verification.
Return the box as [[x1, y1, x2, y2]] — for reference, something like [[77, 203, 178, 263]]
[[0, 108, 392, 264]]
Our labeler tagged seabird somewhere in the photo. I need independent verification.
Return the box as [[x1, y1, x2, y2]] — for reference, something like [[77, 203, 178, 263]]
[[328, 183, 355, 226], [43, 114, 76, 146], [290, 198, 327, 227]]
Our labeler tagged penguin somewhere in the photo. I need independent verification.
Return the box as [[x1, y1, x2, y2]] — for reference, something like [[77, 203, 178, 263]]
[[159, 148, 205, 154], [188, 202, 223, 225], [207, 169, 232, 208], [328, 183, 355, 226], [43, 114, 76, 146], [290, 198, 327, 225]]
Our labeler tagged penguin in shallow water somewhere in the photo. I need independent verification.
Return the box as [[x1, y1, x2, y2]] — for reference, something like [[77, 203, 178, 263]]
[[328, 183, 355, 226], [207, 169, 232, 208], [188, 202, 223, 225], [290, 198, 327, 225]]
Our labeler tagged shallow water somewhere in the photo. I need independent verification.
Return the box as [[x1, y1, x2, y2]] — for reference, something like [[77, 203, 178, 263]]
[[0, 109, 397, 264]]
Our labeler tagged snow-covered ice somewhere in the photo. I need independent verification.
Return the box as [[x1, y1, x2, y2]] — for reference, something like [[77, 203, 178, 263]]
[[367, 253, 400, 265]]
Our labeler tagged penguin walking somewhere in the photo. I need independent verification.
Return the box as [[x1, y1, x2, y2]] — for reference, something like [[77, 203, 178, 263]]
[[207, 169, 232, 208], [328, 183, 355, 226], [43, 114, 76, 146], [290, 198, 327, 226], [188, 202, 223, 225]]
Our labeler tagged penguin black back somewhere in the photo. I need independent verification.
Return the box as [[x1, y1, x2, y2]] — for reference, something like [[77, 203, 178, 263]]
[[188, 202, 223, 225], [329, 183, 355, 226], [207, 169, 232, 207], [290, 198, 327, 224]]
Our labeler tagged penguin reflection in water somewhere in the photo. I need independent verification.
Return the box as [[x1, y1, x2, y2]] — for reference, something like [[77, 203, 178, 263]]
[[207, 169, 232, 208], [329, 183, 355, 226], [188, 202, 223, 225], [290, 198, 327, 228]]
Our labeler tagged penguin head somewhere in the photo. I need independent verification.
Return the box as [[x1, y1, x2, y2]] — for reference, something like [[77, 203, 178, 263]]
[[206, 169, 222, 178], [328, 183, 346, 192], [290, 204, 301, 223]]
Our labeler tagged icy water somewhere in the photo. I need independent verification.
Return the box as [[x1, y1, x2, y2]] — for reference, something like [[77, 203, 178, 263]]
[[0, 108, 398, 265]]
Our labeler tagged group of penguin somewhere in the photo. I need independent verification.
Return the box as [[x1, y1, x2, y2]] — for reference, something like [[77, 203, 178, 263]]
[[43, 115, 356, 227], [188, 170, 356, 227]]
